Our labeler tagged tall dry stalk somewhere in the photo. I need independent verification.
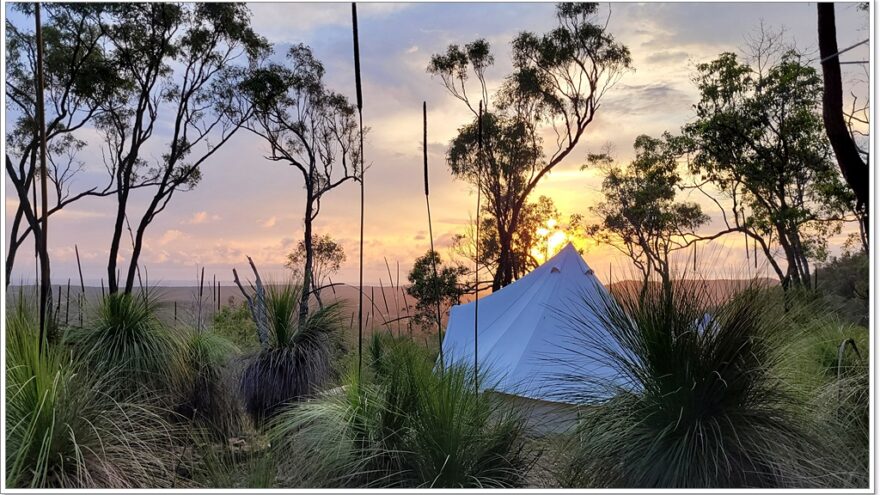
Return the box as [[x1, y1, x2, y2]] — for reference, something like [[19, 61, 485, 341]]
[[423, 101, 444, 365], [473, 100, 483, 392], [351, 2, 366, 379], [65, 278, 70, 325], [197, 266, 205, 332]]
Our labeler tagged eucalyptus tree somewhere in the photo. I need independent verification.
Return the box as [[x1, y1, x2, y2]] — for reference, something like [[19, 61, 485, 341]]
[[683, 49, 854, 289], [4, 4, 126, 285], [428, 3, 631, 291], [285, 234, 346, 308], [95, 3, 268, 294], [241, 44, 361, 325], [452, 195, 568, 285], [586, 134, 708, 289]]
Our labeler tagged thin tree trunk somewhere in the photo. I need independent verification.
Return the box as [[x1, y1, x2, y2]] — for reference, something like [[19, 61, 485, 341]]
[[107, 190, 129, 294], [299, 194, 314, 326], [35, 3, 52, 346], [5, 206, 25, 287], [124, 216, 150, 294]]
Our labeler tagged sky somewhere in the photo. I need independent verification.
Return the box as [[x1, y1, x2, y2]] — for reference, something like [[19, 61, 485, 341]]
[[4, 2, 871, 286]]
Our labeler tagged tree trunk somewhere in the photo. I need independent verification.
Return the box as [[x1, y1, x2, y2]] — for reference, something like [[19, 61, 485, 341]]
[[818, 3, 869, 237], [123, 216, 150, 295], [492, 223, 515, 291], [299, 194, 314, 327], [35, 3, 53, 343], [107, 188, 129, 295], [775, 224, 806, 290], [5, 205, 25, 287]]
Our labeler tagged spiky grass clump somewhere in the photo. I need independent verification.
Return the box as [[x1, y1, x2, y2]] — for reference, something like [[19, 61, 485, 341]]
[[268, 337, 533, 488], [555, 282, 849, 488], [173, 329, 242, 438], [6, 303, 178, 488], [66, 293, 175, 396], [240, 284, 345, 424]]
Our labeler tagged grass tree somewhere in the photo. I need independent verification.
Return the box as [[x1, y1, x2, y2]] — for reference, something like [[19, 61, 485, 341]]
[[428, 3, 631, 291], [554, 281, 858, 488], [239, 283, 345, 425], [6, 299, 178, 488], [241, 43, 361, 325], [65, 292, 175, 398], [268, 336, 534, 488]]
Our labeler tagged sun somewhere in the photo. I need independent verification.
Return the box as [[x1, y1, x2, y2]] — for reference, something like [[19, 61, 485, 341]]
[[547, 230, 567, 255], [531, 219, 572, 264]]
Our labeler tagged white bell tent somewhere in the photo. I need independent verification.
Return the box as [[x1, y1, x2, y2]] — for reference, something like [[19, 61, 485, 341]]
[[441, 242, 617, 408]]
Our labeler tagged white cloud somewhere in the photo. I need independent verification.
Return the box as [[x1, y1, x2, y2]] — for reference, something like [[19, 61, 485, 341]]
[[183, 211, 220, 225], [158, 229, 186, 245]]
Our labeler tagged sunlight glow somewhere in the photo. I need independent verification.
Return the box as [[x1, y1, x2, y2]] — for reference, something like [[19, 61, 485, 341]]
[[531, 219, 571, 264]]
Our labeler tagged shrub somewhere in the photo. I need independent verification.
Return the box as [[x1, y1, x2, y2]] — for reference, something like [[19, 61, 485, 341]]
[[815, 251, 868, 326], [554, 281, 852, 488], [173, 329, 242, 438], [66, 293, 175, 397], [268, 337, 534, 488], [212, 301, 260, 353], [6, 302, 179, 488], [240, 284, 345, 424]]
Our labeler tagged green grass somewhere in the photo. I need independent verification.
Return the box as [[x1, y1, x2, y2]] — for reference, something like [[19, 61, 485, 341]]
[[188, 428, 276, 488], [554, 281, 858, 488], [268, 336, 534, 488], [5, 301, 180, 488]]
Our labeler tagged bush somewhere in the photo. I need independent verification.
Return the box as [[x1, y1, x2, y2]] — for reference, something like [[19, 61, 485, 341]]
[[816, 251, 868, 326], [777, 300, 869, 487], [268, 336, 534, 488], [212, 302, 260, 353], [172, 329, 242, 438], [554, 281, 855, 488], [65, 293, 175, 397], [240, 284, 345, 424], [6, 302, 179, 488]]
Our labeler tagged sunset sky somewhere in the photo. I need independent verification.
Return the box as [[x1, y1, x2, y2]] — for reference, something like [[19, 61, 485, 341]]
[[4, 2, 870, 287]]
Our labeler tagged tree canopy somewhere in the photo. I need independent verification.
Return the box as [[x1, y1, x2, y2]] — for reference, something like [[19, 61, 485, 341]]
[[241, 43, 361, 324], [429, 2, 631, 291], [587, 134, 708, 287], [683, 49, 854, 288]]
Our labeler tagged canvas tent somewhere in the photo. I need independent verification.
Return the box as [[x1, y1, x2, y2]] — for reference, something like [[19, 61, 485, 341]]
[[441, 243, 617, 422]]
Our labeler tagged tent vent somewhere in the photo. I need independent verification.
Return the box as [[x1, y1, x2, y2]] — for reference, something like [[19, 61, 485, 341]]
[[550, 267, 561, 273]]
